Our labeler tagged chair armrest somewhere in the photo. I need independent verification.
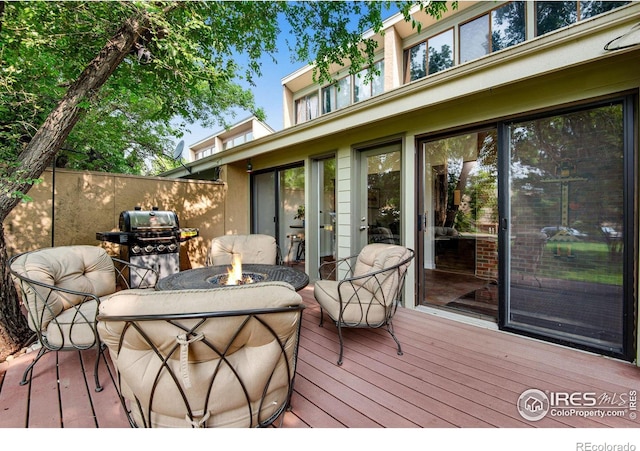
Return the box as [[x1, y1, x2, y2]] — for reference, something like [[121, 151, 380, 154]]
[[335, 249, 415, 305], [111, 257, 159, 289], [318, 254, 359, 280]]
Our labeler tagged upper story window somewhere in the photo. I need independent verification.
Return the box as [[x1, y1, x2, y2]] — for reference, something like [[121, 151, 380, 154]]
[[319, 60, 383, 115], [404, 28, 454, 83], [322, 76, 351, 114], [354, 60, 384, 103], [460, 1, 526, 63], [295, 92, 319, 124], [222, 131, 254, 150], [293, 1, 629, 125], [536, 1, 629, 36], [194, 146, 215, 160]]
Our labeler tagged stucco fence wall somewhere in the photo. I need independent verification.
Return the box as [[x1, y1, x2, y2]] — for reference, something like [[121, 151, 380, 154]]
[[5, 168, 229, 269]]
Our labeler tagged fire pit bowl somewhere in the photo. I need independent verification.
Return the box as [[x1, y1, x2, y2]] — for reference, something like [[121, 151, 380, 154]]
[[155, 264, 309, 292], [206, 271, 268, 286]]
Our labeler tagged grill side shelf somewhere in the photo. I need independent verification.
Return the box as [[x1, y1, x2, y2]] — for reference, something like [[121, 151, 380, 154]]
[[96, 232, 130, 244]]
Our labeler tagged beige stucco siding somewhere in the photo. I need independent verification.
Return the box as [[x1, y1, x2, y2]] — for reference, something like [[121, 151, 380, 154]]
[[6, 169, 226, 268]]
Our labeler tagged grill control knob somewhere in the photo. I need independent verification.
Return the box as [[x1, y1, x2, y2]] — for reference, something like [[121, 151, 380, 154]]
[[157, 244, 166, 252], [168, 244, 178, 252], [145, 245, 155, 253], [131, 245, 141, 254]]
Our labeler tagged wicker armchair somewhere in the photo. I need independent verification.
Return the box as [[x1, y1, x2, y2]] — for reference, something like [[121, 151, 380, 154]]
[[314, 244, 415, 365], [97, 282, 305, 428], [9, 245, 158, 390]]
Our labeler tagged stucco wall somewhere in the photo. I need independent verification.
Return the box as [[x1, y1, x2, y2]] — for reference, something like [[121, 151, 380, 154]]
[[5, 168, 226, 268]]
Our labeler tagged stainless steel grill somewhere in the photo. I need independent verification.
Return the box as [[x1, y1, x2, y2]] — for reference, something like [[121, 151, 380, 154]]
[[96, 206, 199, 286]]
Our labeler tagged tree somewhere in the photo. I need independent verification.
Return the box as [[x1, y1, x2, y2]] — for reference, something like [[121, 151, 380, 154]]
[[0, 1, 452, 360]]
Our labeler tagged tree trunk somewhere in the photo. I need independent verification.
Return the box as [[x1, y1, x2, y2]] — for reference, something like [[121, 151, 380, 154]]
[[0, 224, 32, 361], [0, 15, 148, 361]]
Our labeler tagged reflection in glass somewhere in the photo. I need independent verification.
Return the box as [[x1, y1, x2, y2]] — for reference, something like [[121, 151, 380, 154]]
[[407, 42, 427, 82], [318, 158, 336, 276], [536, 1, 577, 36], [421, 130, 498, 319], [322, 76, 351, 114], [491, 1, 525, 51], [428, 29, 454, 75], [460, 15, 490, 62], [366, 151, 402, 245], [280, 166, 305, 265], [580, 1, 629, 19], [507, 103, 625, 353], [355, 61, 384, 102]]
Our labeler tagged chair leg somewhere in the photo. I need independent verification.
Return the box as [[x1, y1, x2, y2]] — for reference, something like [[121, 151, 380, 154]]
[[336, 323, 344, 366], [20, 346, 47, 386], [318, 307, 324, 327], [387, 321, 403, 356], [93, 344, 105, 392]]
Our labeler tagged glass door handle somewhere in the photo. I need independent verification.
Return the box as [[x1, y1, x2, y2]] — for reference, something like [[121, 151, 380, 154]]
[[360, 225, 369, 230]]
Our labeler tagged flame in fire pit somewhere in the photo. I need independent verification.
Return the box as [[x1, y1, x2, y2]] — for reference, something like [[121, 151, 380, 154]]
[[206, 255, 267, 287], [225, 254, 255, 285]]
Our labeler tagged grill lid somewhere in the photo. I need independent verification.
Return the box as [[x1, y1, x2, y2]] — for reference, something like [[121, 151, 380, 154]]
[[119, 207, 179, 232]]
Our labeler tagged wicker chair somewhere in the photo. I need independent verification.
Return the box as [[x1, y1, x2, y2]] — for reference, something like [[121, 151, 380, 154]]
[[205, 234, 281, 266], [9, 245, 158, 391], [97, 282, 305, 428], [314, 244, 415, 365]]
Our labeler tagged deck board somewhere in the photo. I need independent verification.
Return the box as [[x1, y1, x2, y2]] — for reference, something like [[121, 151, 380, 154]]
[[58, 351, 97, 428], [1, 283, 639, 430]]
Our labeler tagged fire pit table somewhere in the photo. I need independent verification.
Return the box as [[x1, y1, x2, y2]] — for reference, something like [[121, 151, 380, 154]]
[[155, 264, 309, 292]]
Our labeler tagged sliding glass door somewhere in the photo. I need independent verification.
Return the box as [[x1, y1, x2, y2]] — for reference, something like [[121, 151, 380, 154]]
[[501, 99, 634, 358], [416, 97, 635, 359], [251, 163, 305, 265], [418, 130, 499, 318]]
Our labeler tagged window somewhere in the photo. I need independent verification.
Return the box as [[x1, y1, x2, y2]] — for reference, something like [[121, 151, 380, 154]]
[[404, 29, 454, 83], [222, 131, 254, 150], [322, 76, 351, 114], [295, 93, 319, 124], [536, 1, 577, 35], [580, 1, 629, 19], [492, 1, 526, 51], [428, 30, 454, 75], [536, 1, 629, 36], [296, 61, 383, 123], [354, 60, 384, 103], [406, 42, 427, 82], [460, 2, 525, 63], [194, 146, 215, 160]]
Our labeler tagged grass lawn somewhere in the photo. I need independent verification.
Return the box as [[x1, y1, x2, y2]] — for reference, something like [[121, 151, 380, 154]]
[[536, 241, 623, 285]]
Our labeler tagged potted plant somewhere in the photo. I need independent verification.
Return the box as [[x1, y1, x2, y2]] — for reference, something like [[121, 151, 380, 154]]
[[294, 205, 305, 225]]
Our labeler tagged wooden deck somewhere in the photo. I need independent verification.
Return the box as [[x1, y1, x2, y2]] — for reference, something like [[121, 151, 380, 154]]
[[2, 285, 639, 431]]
